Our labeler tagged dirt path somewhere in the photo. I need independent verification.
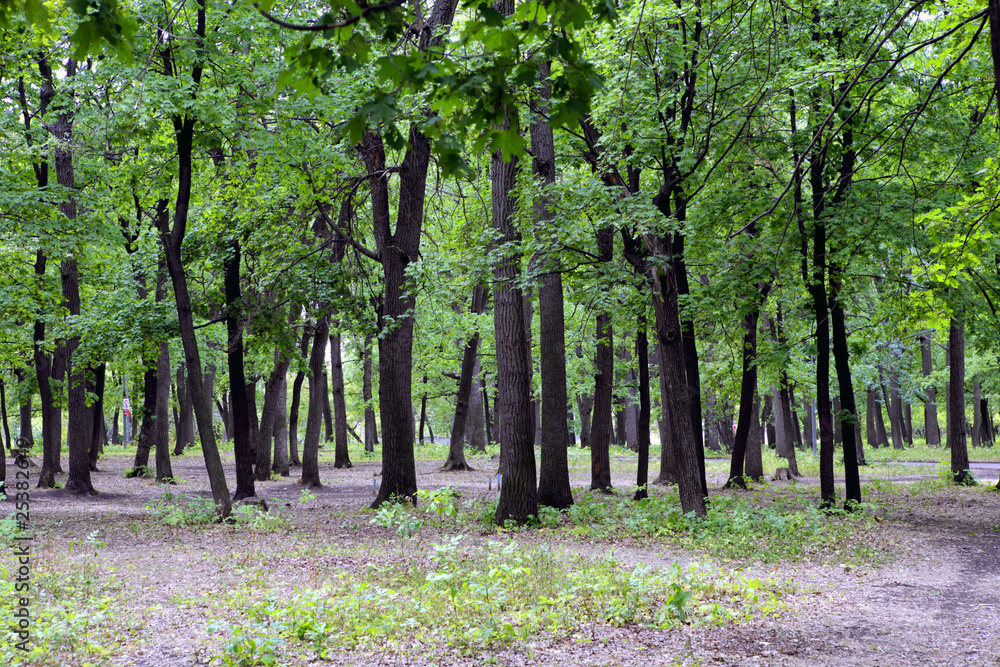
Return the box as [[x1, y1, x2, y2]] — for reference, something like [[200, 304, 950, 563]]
[[16, 450, 1000, 666]]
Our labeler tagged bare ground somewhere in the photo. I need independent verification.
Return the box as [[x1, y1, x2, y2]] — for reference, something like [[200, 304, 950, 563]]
[[11, 448, 1000, 667]]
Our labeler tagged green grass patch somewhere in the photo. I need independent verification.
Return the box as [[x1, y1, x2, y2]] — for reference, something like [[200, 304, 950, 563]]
[[208, 538, 783, 664]]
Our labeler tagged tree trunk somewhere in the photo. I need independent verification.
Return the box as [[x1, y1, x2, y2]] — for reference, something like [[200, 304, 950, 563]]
[[156, 0, 232, 518], [330, 331, 352, 468], [672, 232, 708, 498], [301, 318, 329, 488], [634, 315, 651, 501], [590, 222, 614, 492], [256, 344, 293, 480], [947, 317, 972, 482], [490, 84, 537, 524], [576, 394, 593, 448], [174, 363, 195, 455], [272, 372, 290, 476], [288, 332, 310, 467], [972, 377, 982, 448], [466, 356, 487, 452], [0, 378, 11, 453], [648, 233, 706, 516], [921, 335, 941, 445], [225, 240, 255, 501], [87, 365, 105, 471], [745, 393, 765, 482], [362, 332, 377, 453], [322, 371, 333, 445], [829, 279, 862, 505], [442, 285, 487, 471], [727, 288, 767, 488], [153, 344, 174, 483], [15, 368, 32, 446], [530, 75, 572, 505]]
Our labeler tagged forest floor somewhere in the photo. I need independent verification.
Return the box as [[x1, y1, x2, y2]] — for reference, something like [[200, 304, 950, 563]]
[[4, 442, 1000, 667]]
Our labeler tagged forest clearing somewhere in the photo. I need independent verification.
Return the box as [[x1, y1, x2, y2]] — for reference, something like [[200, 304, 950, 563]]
[[5, 0, 1000, 665], [4, 442, 1000, 667]]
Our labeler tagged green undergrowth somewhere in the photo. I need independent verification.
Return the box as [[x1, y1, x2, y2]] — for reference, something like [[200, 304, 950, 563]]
[[209, 538, 784, 665], [546, 489, 884, 565], [0, 555, 136, 666]]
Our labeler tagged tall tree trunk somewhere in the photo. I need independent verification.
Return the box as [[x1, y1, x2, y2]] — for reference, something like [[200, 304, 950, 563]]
[[362, 332, 377, 453], [225, 240, 255, 501], [490, 99, 537, 525], [330, 330, 352, 468], [634, 315, 651, 501], [590, 225, 614, 492], [466, 356, 487, 452], [726, 286, 768, 488], [648, 230, 705, 516], [288, 331, 310, 467], [418, 374, 429, 445], [921, 335, 941, 445], [87, 364, 106, 471], [743, 393, 764, 482], [301, 318, 329, 488], [174, 363, 195, 455], [972, 377, 982, 448], [576, 394, 593, 448], [272, 372, 290, 476], [442, 285, 487, 471], [15, 368, 32, 446], [0, 378, 10, 454], [156, 3, 232, 517], [947, 317, 972, 483], [532, 67, 573, 507], [322, 371, 334, 444], [153, 343, 173, 483], [257, 344, 293, 480], [672, 232, 707, 497], [829, 277, 862, 505], [866, 390, 879, 449]]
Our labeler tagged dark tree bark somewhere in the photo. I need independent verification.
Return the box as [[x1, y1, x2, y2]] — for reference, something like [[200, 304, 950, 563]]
[[921, 335, 941, 445], [671, 232, 708, 497], [726, 283, 769, 488], [466, 356, 487, 452], [87, 364, 106, 471], [576, 393, 593, 448], [866, 390, 879, 449], [174, 363, 195, 455], [972, 377, 982, 448], [829, 273, 862, 505], [224, 240, 255, 501], [947, 317, 972, 483], [15, 368, 32, 446], [532, 64, 573, 507], [362, 332, 378, 453], [418, 374, 429, 445], [590, 225, 615, 493], [288, 330, 310, 467], [633, 315, 651, 501], [442, 285, 487, 471], [648, 228, 705, 516], [133, 362, 158, 471], [153, 343, 174, 483], [330, 330, 352, 468], [256, 344, 293, 480], [272, 372, 290, 476], [745, 393, 765, 482], [322, 371, 334, 445], [489, 87, 537, 524], [156, 4, 232, 516], [301, 318, 329, 488], [0, 378, 11, 454]]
